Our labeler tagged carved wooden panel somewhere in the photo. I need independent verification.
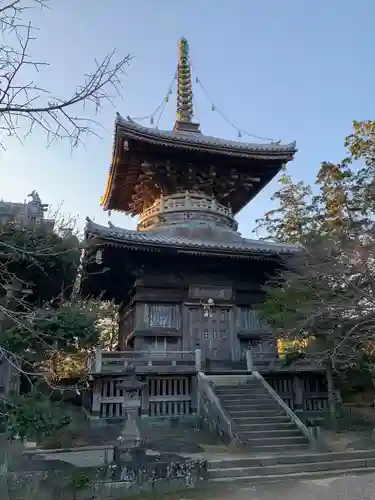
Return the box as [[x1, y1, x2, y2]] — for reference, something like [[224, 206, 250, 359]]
[[189, 285, 232, 301]]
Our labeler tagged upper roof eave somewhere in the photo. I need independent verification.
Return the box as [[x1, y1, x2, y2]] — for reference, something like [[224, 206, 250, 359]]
[[114, 113, 297, 160]]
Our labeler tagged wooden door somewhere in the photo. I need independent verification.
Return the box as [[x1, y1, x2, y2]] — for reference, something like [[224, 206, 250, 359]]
[[187, 306, 231, 360]]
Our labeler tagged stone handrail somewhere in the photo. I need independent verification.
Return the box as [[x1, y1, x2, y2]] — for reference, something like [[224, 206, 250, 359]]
[[253, 370, 318, 449], [197, 372, 241, 446]]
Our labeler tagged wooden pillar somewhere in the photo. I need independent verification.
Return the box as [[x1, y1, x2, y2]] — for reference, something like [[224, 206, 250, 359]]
[[195, 348, 202, 371], [191, 375, 198, 413], [94, 346, 102, 373], [91, 380, 102, 417], [141, 377, 150, 416], [293, 375, 304, 411], [246, 349, 253, 372], [0, 279, 32, 397]]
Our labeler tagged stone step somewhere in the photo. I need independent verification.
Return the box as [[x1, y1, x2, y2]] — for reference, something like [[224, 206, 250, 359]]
[[209, 467, 375, 484], [216, 390, 269, 397], [246, 443, 309, 453], [223, 401, 280, 410], [216, 393, 268, 400], [208, 449, 375, 469], [215, 382, 258, 389], [219, 393, 272, 400], [232, 415, 290, 425], [229, 408, 286, 417], [236, 421, 295, 432], [215, 387, 260, 393], [244, 435, 308, 447], [241, 428, 302, 439], [208, 456, 375, 479]]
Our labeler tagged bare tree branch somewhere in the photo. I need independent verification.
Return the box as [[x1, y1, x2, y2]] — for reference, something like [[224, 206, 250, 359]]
[[0, 0, 132, 148]]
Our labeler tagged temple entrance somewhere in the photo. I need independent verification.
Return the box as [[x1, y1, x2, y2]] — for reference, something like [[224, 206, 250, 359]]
[[187, 306, 231, 361]]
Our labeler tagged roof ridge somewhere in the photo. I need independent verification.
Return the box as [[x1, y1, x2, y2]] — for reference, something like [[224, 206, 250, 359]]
[[115, 113, 297, 153]]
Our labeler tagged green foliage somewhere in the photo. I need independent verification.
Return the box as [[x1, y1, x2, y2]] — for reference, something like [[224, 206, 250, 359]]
[[257, 121, 375, 370], [6, 392, 71, 440], [254, 169, 314, 243], [2, 302, 100, 362], [70, 471, 91, 493], [0, 222, 80, 303]]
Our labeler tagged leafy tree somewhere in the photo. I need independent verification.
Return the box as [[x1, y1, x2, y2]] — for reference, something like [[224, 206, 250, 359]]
[[0, 221, 80, 304], [257, 121, 375, 418], [2, 301, 101, 380], [5, 392, 71, 441], [254, 169, 314, 243]]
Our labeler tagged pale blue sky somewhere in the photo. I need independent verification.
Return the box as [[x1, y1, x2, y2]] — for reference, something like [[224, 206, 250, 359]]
[[1, 0, 374, 237]]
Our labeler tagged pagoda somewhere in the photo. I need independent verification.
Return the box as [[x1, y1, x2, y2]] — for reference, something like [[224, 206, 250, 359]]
[[82, 39, 328, 428]]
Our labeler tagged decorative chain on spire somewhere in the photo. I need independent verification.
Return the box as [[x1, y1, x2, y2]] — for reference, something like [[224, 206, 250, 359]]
[[176, 38, 194, 123]]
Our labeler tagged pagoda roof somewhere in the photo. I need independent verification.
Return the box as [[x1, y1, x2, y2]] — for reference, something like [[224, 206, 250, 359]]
[[101, 114, 297, 215], [85, 218, 301, 258], [115, 114, 296, 159]]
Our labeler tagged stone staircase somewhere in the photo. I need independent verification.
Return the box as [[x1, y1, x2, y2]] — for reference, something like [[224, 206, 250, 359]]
[[207, 449, 375, 483], [214, 378, 310, 453]]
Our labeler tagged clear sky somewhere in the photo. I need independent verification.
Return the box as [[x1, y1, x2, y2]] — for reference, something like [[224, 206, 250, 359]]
[[1, 0, 374, 237]]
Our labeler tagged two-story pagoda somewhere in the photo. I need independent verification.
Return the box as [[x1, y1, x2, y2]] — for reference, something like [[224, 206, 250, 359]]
[[82, 39, 328, 424]]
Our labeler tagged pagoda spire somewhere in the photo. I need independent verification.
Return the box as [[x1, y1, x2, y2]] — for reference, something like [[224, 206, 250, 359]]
[[173, 38, 201, 133]]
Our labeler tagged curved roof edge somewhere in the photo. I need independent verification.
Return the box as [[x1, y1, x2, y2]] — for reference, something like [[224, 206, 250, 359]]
[[115, 113, 297, 158], [85, 217, 302, 257]]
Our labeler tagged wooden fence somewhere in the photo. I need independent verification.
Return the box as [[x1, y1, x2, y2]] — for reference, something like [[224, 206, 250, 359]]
[[94, 375, 193, 419], [265, 374, 329, 411]]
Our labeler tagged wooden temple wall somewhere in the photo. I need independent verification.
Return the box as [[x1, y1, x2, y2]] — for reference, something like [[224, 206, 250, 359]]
[[91, 375, 194, 419]]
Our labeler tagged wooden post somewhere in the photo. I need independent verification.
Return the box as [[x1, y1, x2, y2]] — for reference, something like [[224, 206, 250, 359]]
[[293, 376, 303, 411], [91, 380, 102, 417], [246, 348, 253, 372], [195, 348, 202, 372], [0, 279, 32, 397], [94, 346, 102, 373], [191, 375, 198, 413], [326, 360, 336, 425], [141, 377, 149, 416]]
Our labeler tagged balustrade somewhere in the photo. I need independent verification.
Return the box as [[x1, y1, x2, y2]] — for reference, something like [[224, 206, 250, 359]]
[[138, 192, 234, 230], [86, 347, 197, 375]]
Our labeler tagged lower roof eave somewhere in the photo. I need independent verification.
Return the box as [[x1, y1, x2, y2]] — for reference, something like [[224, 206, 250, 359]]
[[87, 237, 295, 261]]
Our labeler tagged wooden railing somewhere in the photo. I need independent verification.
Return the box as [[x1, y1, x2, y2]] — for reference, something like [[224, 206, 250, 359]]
[[245, 348, 326, 372], [86, 348, 199, 374], [197, 372, 242, 446]]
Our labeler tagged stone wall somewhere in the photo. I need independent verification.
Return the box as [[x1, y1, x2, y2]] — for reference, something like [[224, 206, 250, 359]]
[[7, 453, 208, 499]]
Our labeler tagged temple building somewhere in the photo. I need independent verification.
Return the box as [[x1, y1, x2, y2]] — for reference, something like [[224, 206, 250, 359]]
[[82, 39, 328, 447]]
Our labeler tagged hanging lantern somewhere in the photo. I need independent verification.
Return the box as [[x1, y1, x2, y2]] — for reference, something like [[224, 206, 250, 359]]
[[238, 131, 242, 138], [165, 95, 169, 103], [95, 249, 103, 265], [212, 104, 216, 111], [150, 116, 154, 125], [195, 76, 199, 83]]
